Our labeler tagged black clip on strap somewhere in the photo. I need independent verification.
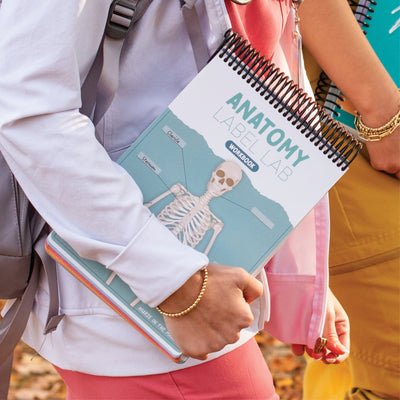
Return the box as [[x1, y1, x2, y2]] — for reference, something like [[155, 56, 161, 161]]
[[81, 0, 152, 123], [91, 0, 152, 126], [106, 0, 150, 39]]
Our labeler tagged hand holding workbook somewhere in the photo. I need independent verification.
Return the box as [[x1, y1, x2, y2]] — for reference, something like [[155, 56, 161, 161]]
[[46, 31, 362, 362], [161, 263, 263, 360]]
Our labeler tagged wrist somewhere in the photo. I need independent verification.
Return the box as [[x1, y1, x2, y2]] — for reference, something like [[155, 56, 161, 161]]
[[356, 86, 400, 128], [354, 88, 400, 142], [157, 266, 207, 317]]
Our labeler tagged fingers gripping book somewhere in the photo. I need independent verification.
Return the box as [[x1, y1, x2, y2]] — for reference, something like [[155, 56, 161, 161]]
[[46, 31, 362, 363]]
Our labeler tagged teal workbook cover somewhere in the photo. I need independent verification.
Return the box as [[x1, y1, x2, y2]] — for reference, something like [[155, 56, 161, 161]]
[[315, 0, 400, 132], [46, 32, 360, 363]]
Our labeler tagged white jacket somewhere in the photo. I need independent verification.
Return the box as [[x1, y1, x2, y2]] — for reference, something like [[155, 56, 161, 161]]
[[0, 0, 324, 375]]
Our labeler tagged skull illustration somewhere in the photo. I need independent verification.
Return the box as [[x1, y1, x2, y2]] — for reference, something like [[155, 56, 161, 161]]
[[207, 161, 242, 196]]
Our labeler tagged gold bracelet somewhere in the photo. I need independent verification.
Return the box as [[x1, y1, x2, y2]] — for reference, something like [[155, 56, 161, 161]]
[[354, 91, 400, 142], [156, 267, 208, 318]]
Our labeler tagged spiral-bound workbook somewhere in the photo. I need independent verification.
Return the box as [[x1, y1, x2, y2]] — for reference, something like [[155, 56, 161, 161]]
[[45, 31, 361, 363], [315, 0, 400, 133]]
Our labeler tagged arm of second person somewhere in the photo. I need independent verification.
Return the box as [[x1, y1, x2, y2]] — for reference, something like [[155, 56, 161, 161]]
[[299, 0, 400, 178]]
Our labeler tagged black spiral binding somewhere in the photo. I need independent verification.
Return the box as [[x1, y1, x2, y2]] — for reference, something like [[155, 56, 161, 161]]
[[314, 72, 344, 116], [314, 0, 377, 124], [212, 30, 362, 171], [348, 0, 377, 33]]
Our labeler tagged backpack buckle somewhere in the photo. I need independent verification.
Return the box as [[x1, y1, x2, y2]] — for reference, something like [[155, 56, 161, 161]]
[[106, 0, 140, 39]]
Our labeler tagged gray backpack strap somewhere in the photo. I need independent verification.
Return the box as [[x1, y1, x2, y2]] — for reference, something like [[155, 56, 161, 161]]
[[36, 231, 65, 335], [82, 0, 209, 125], [0, 212, 45, 362], [180, 0, 210, 71], [0, 254, 40, 367], [81, 0, 153, 125], [0, 224, 63, 399], [0, 249, 40, 400], [0, 354, 12, 400]]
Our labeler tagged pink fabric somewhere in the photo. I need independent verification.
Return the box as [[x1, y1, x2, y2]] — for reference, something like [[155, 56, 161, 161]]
[[55, 338, 279, 400], [225, 0, 292, 60], [264, 197, 329, 349]]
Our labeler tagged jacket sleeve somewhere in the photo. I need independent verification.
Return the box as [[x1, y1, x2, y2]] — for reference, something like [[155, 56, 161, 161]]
[[0, 0, 208, 307]]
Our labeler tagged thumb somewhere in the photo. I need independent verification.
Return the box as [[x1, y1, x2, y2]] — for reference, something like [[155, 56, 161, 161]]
[[324, 290, 350, 356], [326, 335, 348, 356], [325, 318, 349, 356], [242, 274, 263, 304]]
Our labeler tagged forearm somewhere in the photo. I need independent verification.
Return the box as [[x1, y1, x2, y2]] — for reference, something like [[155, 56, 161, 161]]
[[298, 0, 399, 128]]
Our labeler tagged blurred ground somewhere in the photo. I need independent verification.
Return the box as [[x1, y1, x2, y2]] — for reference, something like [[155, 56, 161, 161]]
[[6, 331, 306, 400], [256, 331, 307, 400], [8, 342, 66, 400]]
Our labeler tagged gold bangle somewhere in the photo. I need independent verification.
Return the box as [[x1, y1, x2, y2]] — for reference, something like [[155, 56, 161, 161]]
[[354, 91, 400, 142], [156, 267, 208, 318]]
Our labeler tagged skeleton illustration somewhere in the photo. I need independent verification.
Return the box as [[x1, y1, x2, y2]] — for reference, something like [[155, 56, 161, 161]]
[[105, 161, 243, 289], [146, 160, 242, 253]]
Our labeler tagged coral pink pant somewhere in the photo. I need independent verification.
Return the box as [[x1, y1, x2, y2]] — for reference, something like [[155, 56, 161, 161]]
[[55, 338, 278, 400]]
